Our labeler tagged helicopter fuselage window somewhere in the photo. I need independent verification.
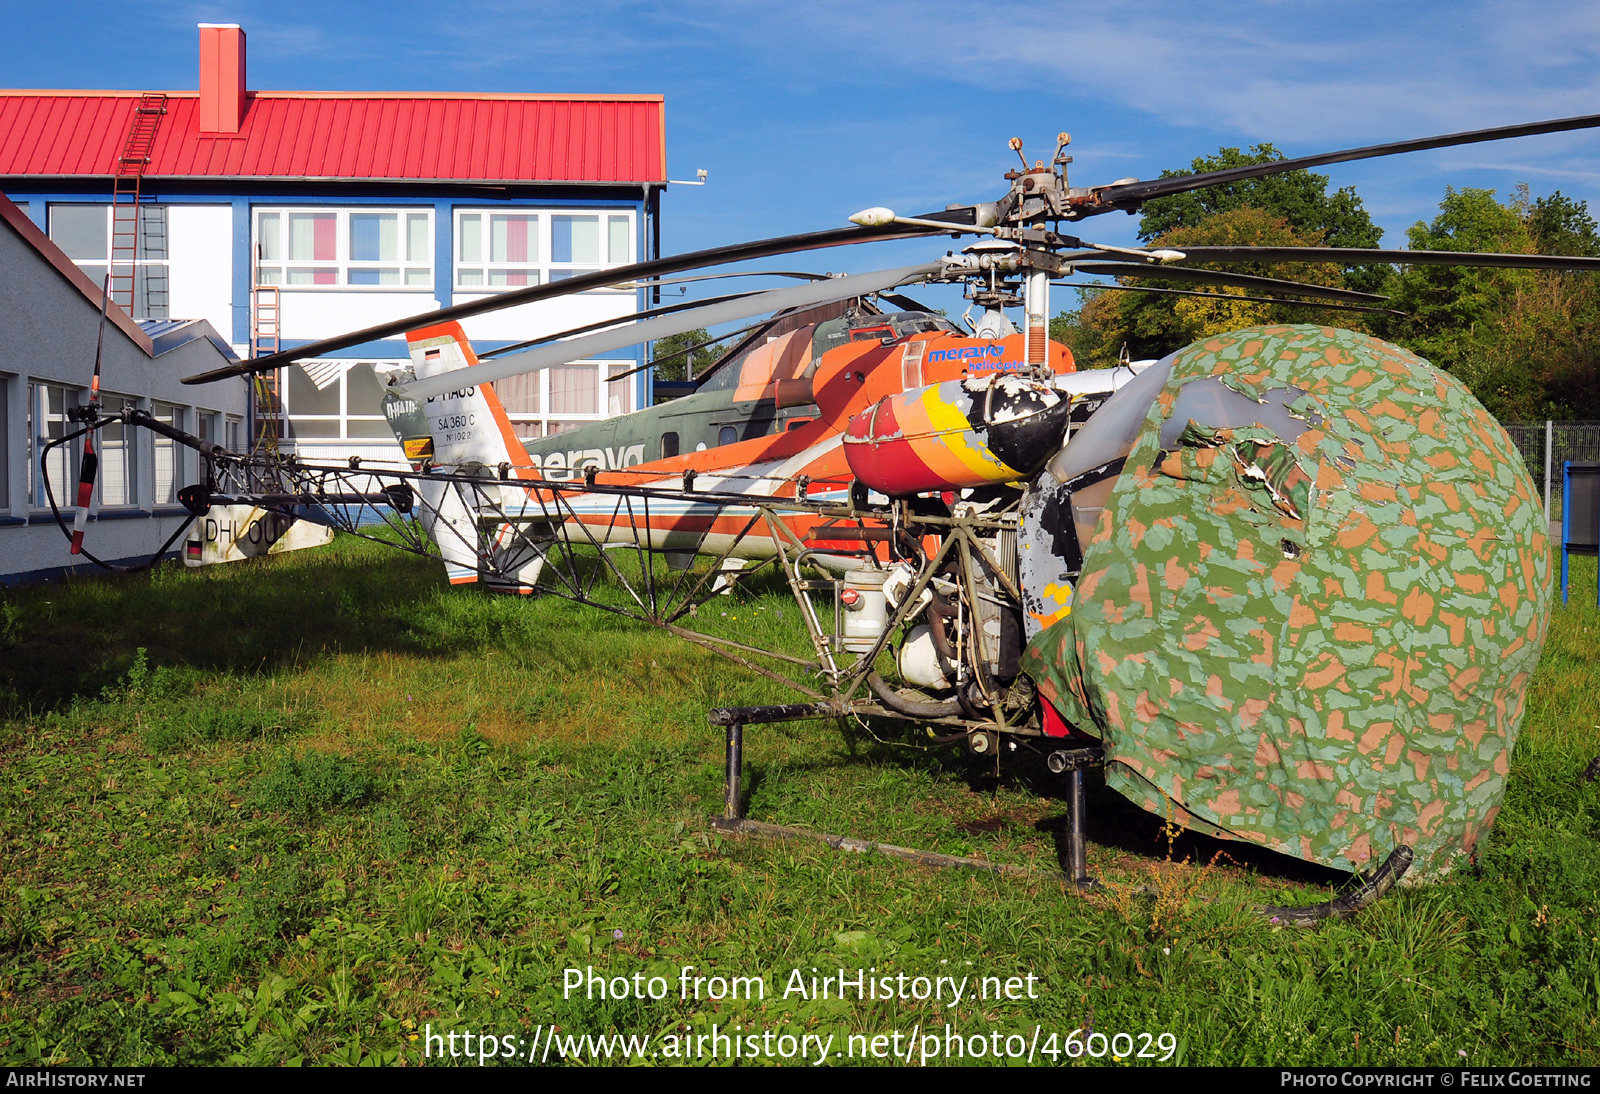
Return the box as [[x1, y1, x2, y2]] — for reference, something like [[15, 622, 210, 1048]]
[[718, 426, 738, 447], [661, 432, 679, 459]]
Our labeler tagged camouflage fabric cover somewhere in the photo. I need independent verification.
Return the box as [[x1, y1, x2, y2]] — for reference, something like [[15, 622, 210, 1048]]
[[1021, 326, 1553, 877]]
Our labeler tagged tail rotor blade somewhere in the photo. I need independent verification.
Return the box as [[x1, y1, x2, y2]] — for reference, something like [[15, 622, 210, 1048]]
[[69, 431, 97, 555], [89, 274, 107, 412], [72, 277, 111, 556]]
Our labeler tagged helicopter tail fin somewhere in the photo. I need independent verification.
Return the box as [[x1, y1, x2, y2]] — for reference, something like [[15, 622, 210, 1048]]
[[384, 323, 546, 593], [389, 322, 530, 472]]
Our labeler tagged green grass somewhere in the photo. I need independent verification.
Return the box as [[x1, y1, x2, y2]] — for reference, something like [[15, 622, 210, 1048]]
[[0, 538, 1595, 1066]]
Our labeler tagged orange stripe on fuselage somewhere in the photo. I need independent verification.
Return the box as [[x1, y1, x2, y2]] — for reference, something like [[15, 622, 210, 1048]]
[[602, 414, 845, 492], [561, 332, 1074, 493], [568, 508, 885, 558], [405, 320, 535, 478], [421, 329, 1074, 569]]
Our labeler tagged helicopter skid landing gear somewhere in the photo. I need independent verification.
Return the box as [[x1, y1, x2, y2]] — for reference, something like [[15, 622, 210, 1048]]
[[706, 706, 1097, 887], [705, 708, 1415, 921], [1045, 747, 1104, 890]]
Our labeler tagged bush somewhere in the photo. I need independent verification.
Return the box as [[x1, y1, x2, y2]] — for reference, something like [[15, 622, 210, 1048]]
[[254, 751, 373, 820]]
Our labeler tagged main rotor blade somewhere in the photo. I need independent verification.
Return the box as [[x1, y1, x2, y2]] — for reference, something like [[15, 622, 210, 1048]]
[[622, 270, 830, 288], [393, 262, 943, 402], [1053, 280, 1405, 317], [1168, 247, 1600, 271], [1072, 262, 1387, 302], [181, 224, 937, 385], [876, 290, 940, 313], [602, 317, 776, 388], [1080, 112, 1600, 216], [477, 290, 767, 360]]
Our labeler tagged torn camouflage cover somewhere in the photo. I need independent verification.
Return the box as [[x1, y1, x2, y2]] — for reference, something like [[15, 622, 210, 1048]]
[[1022, 325, 1552, 878]]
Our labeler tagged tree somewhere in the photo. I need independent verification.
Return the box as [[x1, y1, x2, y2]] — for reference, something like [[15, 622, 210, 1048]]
[[1381, 187, 1533, 371], [650, 328, 725, 383], [1053, 144, 1390, 366], [1525, 188, 1600, 257], [1136, 144, 1387, 294], [1384, 186, 1600, 420], [1063, 207, 1358, 365]]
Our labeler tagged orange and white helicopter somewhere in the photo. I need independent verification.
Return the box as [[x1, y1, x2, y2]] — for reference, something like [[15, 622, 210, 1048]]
[[46, 115, 1600, 913]]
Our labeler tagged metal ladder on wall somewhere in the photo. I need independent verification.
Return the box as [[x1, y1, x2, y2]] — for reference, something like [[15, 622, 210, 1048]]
[[109, 93, 168, 315], [250, 280, 284, 458]]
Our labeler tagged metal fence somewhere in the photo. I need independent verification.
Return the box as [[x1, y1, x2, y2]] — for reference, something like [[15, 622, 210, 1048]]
[[1502, 421, 1600, 522]]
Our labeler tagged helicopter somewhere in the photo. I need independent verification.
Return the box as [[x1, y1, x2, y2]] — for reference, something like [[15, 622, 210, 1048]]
[[47, 110, 1600, 920]]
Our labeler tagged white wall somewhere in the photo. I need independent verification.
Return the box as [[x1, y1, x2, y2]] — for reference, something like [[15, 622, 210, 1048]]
[[0, 219, 247, 582], [453, 289, 637, 345], [166, 204, 234, 336], [279, 289, 441, 339]]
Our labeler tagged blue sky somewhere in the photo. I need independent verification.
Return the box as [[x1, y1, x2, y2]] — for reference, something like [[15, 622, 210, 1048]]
[[12, 0, 1600, 314]]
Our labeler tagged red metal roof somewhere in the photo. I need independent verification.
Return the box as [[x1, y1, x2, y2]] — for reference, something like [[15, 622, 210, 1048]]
[[0, 91, 666, 184]]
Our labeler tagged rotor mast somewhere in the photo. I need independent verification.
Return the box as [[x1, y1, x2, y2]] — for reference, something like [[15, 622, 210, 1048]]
[[1000, 134, 1075, 367]]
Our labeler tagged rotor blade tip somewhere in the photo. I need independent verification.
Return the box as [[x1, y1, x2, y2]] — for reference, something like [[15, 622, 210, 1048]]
[[849, 207, 896, 228]]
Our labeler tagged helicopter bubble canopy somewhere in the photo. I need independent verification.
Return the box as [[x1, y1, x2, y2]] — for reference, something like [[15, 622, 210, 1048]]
[[1022, 325, 1554, 878]]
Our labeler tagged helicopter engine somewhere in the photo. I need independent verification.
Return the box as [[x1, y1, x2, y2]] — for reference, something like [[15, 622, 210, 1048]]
[[832, 378, 1051, 726]]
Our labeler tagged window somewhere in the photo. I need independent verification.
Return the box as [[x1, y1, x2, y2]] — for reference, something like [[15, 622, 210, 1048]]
[[28, 383, 77, 509], [0, 377, 9, 513], [454, 209, 633, 290], [457, 213, 539, 287], [718, 426, 738, 447], [284, 362, 394, 441], [344, 365, 392, 437], [550, 364, 598, 416], [48, 204, 169, 319], [98, 393, 137, 508], [255, 209, 432, 288], [225, 417, 243, 453], [152, 403, 183, 505], [487, 360, 633, 439]]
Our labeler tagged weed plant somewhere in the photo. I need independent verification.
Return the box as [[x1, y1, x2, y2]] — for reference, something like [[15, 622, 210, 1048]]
[[0, 539, 1594, 1066]]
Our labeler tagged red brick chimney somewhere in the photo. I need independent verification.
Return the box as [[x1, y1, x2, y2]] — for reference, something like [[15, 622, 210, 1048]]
[[198, 23, 247, 134]]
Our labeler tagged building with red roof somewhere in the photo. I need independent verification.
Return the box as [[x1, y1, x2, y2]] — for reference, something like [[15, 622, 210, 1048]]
[[1, 24, 668, 462], [0, 189, 248, 583]]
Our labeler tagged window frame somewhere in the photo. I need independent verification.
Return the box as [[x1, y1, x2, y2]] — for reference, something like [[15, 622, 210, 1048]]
[[96, 392, 139, 509], [283, 361, 397, 442], [253, 207, 434, 290], [28, 381, 78, 511], [47, 203, 170, 319], [453, 208, 635, 292]]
